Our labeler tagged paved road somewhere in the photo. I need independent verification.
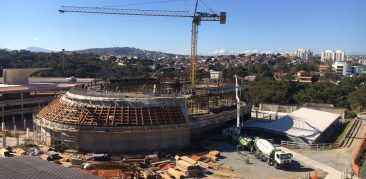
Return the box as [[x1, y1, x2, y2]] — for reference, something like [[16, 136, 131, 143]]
[[278, 147, 344, 179]]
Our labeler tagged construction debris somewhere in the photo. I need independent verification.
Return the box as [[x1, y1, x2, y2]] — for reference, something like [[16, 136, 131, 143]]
[[141, 168, 156, 179], [0, 148, 10, 157], [3, 142, 232, 179], [159, 173, 172, 179], [167, 168, 184, 179], [207, 161, 221, 170], [13, 148, 26, 156], [47, 151, 60, 161], [71, 158, 84, 167]]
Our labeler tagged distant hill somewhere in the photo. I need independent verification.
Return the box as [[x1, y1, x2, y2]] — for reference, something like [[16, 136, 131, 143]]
[[25, 47, 53, 53], [76, 47, 182, 59]]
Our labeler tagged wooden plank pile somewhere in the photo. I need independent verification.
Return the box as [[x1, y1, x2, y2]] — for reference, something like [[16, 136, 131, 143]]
[[174, 156, 200, 177], [204, 150, 220, 161], [0, 148, 10, 157]]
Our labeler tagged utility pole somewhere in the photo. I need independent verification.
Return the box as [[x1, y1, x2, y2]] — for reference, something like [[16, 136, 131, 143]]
[[235, 75, 240, 135], [62, 49, 65, 76]]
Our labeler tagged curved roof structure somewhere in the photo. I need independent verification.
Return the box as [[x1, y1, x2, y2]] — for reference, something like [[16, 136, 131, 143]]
[[36, 96, 186, 126], [3, 68, 50, 84]]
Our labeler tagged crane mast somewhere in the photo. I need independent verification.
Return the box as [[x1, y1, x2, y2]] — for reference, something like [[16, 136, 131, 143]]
[[59, 1, 226, 89]]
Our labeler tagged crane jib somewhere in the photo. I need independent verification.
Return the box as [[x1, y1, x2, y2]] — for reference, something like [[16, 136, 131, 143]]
[[58, 5, 226, 88], [58, 6, 226, 23]]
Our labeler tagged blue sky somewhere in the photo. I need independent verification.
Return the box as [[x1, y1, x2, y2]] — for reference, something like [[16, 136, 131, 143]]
[[1, 0, 366, 55]]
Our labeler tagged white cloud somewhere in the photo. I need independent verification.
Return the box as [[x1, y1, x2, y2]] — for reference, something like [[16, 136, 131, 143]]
[[49, 48, 61, 52], [241, 49, 278, 54], [32, 37, 39, 41], [242, 49, 259, 54], [207, 49, 239, 55]]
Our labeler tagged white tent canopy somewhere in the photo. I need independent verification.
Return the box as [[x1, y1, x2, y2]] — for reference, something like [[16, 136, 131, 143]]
[[243, 108, 340, 143]]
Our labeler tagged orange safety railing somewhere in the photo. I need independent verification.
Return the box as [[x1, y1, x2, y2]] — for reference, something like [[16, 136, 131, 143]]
[[352, 133, 366, 177]]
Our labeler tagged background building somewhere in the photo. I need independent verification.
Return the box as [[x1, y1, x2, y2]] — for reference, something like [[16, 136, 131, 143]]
[[0, 68, 88, 129], [295, 48, 313, 61], [321, 50, 345, 62], [210, 70, 223, 80], [335, 50, 345, 61], [332, 61, 352, 77]]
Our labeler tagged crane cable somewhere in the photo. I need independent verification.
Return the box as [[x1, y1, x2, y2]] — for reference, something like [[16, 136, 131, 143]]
[[198, 0, 215, 13], [102, 0, 187, 8]]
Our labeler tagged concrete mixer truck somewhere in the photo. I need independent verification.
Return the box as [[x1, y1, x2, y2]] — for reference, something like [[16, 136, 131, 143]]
[[223, 127, 292, 169], [248, 137, 292, 169]]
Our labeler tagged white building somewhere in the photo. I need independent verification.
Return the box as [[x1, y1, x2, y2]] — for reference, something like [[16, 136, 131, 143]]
[[295, 48, 313, 61], [321, 50, 345, 62], [210, 70, 223, 80], [332, 61, 352, 76], [359, 59, 366, 66], [335, 50, 345, 61]]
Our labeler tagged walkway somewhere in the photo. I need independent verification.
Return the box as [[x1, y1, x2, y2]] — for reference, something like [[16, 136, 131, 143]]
[[277, 146, 343, 179]]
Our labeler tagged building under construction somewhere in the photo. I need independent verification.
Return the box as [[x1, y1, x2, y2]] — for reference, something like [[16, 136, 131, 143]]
[[33, 78, 251, 153]]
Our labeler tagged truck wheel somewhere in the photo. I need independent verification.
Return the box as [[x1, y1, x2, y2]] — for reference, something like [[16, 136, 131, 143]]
[[268, 160, 273, 166], [260, 155, 265, 162], [274, 162, 279, 169]]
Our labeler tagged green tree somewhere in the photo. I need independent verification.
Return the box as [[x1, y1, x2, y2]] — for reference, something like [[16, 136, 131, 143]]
[[349, 86, 366, 112]]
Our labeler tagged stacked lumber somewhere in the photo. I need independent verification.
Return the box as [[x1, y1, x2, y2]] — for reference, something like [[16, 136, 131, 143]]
[[204, 154, 217, 161], [159, 173, 172, 179], [207, 161, 221, 170], [204, 150, 220, 161], [167, 168, 184, 179], [190, 155, 201, 161], [13, 148, 26, 156], [175, 156, 200, 177], [151, 159, 171, 167], [141, 169, 156, 179], [180, 156, 197, 165], [0, 148, 10, 157], [209, 150, 220, 157]]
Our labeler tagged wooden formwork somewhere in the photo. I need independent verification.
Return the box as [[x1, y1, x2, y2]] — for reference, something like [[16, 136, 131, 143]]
[[36, 98, 186, 127]]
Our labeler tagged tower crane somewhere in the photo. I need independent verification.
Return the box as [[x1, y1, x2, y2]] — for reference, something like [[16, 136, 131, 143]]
[[58, 0, 226, 89]]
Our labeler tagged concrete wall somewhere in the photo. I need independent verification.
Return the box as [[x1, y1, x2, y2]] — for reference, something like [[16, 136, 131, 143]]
[[259, 104, 298, 113], [76, 128, 189, 153], [259, 103, 345, 117], [35, 118, 190, 153]]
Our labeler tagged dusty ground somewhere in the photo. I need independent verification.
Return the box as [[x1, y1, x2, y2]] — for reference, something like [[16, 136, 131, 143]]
[[202, 135, 323, 179], [292, 122, 366, 174]]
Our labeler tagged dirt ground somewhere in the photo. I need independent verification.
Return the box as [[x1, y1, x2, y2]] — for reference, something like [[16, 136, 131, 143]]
[[202, 135, 324, 179]]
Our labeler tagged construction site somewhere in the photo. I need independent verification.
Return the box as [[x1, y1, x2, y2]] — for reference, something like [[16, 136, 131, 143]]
[[1, 1, 366, 179], [33, 77, 251, 153]]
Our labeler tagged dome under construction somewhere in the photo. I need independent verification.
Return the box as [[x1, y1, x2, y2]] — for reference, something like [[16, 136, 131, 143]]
[[34, 78, 251, 153]]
